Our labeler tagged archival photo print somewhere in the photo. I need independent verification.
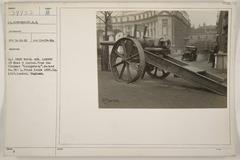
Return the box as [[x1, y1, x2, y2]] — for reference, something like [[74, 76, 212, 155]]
[[96, 10, 228, 108]]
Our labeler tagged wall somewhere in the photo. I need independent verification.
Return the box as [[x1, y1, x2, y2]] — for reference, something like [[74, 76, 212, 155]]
[[173, 16, 190, 50]]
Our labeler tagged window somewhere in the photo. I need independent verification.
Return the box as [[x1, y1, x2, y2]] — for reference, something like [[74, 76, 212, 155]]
[[144, 13, 148, 18], [162, 19, 168, 35], [148, 12, 151, 17], [162, 19, 168, 26], [129, 16, 134, 21], [122, 17, 127, 22], [136, 15, 139, 20]]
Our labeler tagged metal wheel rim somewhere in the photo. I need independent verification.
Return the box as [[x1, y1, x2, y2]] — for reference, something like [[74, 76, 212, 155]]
[[110, 37, 145, 83]]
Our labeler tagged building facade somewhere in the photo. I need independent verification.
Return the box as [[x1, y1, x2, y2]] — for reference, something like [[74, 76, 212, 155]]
[[188, 24, 217, 52], [215, 11, 228, 71], [216, 11, 228, 53], [97, 11, 191, 50]]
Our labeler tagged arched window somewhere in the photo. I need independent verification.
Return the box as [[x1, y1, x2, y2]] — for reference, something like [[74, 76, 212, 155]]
[[162, 19, 168, 35]]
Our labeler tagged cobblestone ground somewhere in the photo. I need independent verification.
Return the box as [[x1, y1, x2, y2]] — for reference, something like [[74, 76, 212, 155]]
[[97, 53, 227, 109]]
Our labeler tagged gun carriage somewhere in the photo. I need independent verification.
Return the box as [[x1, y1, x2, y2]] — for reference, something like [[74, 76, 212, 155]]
[[100, 25, 227, 96]]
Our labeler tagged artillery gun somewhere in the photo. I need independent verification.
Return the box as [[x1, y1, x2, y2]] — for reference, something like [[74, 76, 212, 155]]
[[100, 25, 227, 95]]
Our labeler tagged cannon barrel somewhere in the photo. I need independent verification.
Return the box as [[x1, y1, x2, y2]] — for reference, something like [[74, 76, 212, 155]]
[[100, 41, 115, 46]]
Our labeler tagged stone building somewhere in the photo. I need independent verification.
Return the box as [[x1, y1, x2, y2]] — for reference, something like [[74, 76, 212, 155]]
[[215, 11, 228, 71], [188, 23, 217, 52], [216, 11, 228, 53], [97, 11, 191, 51]]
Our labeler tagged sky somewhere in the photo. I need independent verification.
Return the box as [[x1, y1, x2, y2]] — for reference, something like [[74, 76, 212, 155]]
[[186, 11, 218, 27]]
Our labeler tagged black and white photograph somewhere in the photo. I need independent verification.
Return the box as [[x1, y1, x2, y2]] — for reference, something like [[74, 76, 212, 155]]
[[97, 10, 228, 108], [2, 1, 239, 158]]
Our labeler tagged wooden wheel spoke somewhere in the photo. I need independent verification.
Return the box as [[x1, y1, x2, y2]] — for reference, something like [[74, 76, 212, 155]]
[[126, 64, 132, 80], [114, 50, 124, 58], [154, 67, 157, 76], [112, 61, 124, 67], [162, 69, 166, 74], [119, 62, 126, 79], [126, 53, 139, 61], [126, 62, 138, 70], [120, 41, 127, 57]]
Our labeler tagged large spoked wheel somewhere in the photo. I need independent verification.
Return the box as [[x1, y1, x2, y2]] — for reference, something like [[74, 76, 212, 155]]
[[145, 64, 170, 79], [110, 37, 145, 83]]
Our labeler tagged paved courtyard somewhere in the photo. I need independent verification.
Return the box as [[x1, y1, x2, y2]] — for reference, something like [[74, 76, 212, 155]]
[[98, 73, 226, 109], [98, 52, 227, 109]]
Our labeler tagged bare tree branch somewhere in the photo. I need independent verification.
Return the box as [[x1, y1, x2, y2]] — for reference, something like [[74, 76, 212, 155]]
[[105, 12, 113, 22], [96, 15, 105, 23], [100, 11, 105, 16], [97, 11, 113, 40], [107, 11, 113, 17]]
